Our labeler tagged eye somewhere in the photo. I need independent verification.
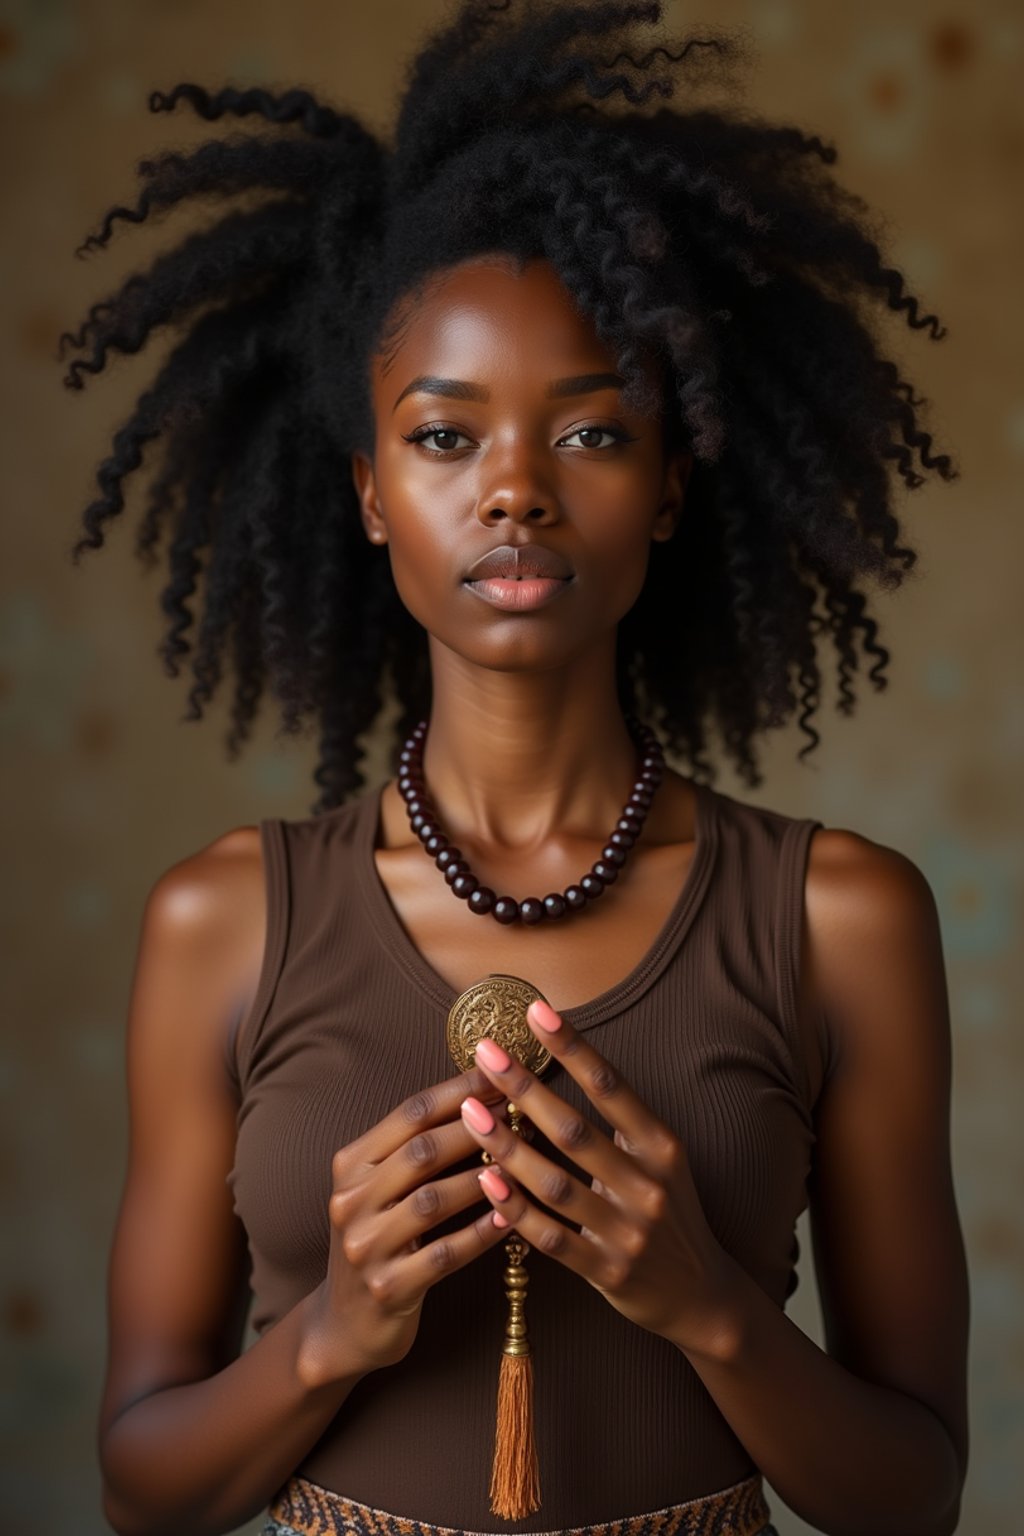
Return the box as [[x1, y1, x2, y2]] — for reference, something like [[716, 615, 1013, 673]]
[[558, 424, 637, 450], [402, 424, 474, 455]]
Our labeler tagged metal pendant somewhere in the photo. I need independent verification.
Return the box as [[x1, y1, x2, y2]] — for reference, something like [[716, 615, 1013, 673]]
[[446, 973, 555, 1081]]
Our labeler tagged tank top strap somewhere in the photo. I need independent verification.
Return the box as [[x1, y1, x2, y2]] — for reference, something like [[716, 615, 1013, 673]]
[[226, 793, 372, 1097], [700, 786, 826, 1119], [774, 810, 828, 1112], [224, 817, 290, 1097]]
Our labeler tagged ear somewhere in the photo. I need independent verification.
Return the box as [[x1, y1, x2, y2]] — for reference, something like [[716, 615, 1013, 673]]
[[351, 450, 388, 546], [651, 449, 693, 544]]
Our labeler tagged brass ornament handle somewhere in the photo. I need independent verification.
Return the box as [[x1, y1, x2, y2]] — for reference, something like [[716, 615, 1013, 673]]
[[446, 973, 550, 1516]]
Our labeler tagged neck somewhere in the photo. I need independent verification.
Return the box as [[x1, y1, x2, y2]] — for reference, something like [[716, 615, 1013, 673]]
[[412, 640, 641, 853]]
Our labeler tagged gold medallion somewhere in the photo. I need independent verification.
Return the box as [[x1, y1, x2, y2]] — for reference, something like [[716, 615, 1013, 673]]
[[446, 973, 554, 1080]]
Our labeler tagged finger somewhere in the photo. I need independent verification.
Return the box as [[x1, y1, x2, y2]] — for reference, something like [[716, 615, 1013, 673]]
[[460, 1093, 619, 1239], [474, 1161, 622, 1290], [369, 1103, 511, 1210], [334, 1066, 508, 1188], [523, 999, 675, 1175], [469, 1028, 657, 1197], [368, 1161, 500, 1259], [390, 1193, 515, 1300]]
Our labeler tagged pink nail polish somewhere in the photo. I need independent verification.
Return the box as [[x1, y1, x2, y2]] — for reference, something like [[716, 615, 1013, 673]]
[[529, 998, 562, 1033], [492, 1211, 510, 1228], [461, 1096, 495, 1133], [475, 1036, 511, 1071], [478, 1167, 510, 1200]]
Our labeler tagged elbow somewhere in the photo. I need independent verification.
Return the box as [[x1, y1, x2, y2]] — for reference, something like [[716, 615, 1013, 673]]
[[101, 1485, 148, 1536], [816, 1498, 962, 1536], [926, 1430, 967, 1536], [100, 1445, 161, 1536], [931, 1489, 963, 1536], [101, 1480, 202, 1536]]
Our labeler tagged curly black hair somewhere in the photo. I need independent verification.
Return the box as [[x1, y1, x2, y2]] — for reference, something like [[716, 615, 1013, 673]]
[[60, 0, 957, 815]]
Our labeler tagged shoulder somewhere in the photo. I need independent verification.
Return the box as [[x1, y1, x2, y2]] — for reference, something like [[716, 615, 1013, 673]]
[[145, 824, 265, 947], [804, 825, 939, 982], [800, 823, 945, 1078], [140, 825, 268, 1065], [805, 823, 934, 915], [705, 783, 936, 936]]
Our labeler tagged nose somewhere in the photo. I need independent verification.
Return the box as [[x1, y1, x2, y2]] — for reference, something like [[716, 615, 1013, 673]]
[[474, 443, 561, 528]]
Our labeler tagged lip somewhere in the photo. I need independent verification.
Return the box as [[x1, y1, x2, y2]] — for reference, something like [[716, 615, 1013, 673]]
[[464, 542, 575, 582], [464, 576, 573, 612]]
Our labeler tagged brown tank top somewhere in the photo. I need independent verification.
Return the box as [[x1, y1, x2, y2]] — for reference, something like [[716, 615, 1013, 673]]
[[225, 778, 831, 1528]]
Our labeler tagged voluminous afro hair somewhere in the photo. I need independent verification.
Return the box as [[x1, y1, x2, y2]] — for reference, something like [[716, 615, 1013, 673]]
[[61, 0, 957, 815]]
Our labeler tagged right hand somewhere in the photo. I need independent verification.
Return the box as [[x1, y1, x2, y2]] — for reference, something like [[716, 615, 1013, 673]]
[[301, 1064, 513, 1385]]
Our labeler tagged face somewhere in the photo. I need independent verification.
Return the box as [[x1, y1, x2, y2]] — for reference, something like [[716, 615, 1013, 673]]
[[351, 255, 691, 675]]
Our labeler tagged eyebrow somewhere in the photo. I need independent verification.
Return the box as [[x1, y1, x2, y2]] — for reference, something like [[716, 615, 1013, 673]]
[[391, 371, 626, 412]]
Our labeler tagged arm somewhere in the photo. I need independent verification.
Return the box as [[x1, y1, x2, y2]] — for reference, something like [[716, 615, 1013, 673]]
[[671, 829, 969, 1536], [98, 831, 369, 1536]]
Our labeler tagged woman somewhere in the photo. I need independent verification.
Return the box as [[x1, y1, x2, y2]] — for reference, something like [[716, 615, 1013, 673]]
[[66, 4, 969, 1534]]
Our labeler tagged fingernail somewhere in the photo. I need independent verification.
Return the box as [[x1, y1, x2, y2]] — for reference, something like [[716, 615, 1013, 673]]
[[529, 999, 562, 1033], [492, 1211, 510, 1228], [461, 1096, 495, 1133], [478, 1167, 510, 1200], [475, 1036, 511, 1071]]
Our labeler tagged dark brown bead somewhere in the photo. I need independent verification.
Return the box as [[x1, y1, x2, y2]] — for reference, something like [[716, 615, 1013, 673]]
[[398, 714, 663, 925]]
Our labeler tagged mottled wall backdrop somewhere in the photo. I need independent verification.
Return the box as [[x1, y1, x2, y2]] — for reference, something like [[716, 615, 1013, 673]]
[[1, 1, 1020, 1532]]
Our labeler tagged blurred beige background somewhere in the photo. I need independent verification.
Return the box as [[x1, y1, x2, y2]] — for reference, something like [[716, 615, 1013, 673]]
[[1, 1, 1021, 1532]]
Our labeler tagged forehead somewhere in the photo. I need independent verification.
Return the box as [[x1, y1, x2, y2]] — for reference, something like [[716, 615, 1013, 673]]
[[374, 256, 616, 385]]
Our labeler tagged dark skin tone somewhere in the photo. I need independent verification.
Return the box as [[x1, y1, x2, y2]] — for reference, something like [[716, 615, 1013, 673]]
[[97, 256, 968, 1536], [352, 254, 696, 1013]]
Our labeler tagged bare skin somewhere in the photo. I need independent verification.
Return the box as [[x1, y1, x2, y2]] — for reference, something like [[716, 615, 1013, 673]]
[[98, 256, 968, 1536]]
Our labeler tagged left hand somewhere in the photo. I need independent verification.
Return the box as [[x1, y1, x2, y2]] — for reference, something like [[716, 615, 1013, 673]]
[[461, 997, 736, 1355]]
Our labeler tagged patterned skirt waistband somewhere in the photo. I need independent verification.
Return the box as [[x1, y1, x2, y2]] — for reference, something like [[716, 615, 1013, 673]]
[[265, 1471, 775, 1536]]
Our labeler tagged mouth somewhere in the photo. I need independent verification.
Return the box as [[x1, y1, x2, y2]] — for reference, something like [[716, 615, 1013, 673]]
[[463, 543, 575, 584], [462, 574, 574, 612]]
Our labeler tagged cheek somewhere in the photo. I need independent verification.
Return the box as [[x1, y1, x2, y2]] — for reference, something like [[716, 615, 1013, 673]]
[[572, 469, 665, 580], [381, 526, 451, 627], [372, 487, 462, 632]]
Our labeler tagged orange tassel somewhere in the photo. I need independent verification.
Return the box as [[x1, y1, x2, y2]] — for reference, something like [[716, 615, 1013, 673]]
[[489, 1234, 541, 1517]]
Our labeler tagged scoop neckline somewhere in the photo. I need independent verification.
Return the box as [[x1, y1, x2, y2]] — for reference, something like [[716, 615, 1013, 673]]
[[358, 774, 719, 1032]]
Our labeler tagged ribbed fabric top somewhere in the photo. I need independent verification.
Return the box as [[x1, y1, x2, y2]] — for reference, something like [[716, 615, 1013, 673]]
[[226, 778, 829, 1529]]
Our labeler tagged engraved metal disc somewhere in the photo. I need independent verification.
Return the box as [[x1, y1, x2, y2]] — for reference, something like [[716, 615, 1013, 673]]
[[446, 973, 554, 1079]]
